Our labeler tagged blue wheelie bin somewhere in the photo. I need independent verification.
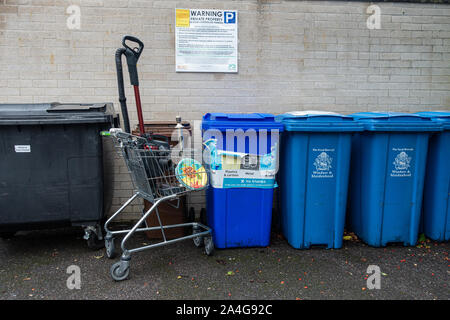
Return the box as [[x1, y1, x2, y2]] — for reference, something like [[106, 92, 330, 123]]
[[202, 113, 283, 248], [348, 112, 442, 247], [277, 111, 363, 249], [416, 111, 450, 241]]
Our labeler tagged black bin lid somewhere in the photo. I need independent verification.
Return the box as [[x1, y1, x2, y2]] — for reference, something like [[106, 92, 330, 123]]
[[0, 102, 117, 125]]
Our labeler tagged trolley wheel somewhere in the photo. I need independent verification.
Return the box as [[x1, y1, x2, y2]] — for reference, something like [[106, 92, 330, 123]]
[[105, 238, 116, 259], [203, 235, 214, 256], [0, 232, 16, 240], [192, 228, 204, 248], [87, 231, 104, 251], [110, 262, 130, 281]]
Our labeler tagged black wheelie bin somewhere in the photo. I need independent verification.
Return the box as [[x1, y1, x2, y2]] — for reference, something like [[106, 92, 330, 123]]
[[0, 102, 118, 249]]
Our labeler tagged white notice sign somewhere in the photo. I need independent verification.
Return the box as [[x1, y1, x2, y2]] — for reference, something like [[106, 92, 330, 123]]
[[14, 145, 31, 153], [175, 9, 238, 73]]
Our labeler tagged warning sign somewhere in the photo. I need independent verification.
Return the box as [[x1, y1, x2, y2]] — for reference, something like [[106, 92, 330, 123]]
[[175, 8, 238, 73]]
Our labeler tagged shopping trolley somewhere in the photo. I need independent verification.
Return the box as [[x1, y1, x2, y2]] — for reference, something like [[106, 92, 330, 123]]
[[104, 128, 213, 281]]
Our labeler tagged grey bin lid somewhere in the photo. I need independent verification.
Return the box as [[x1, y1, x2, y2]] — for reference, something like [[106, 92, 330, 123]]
[[0, 102, 117, 125]]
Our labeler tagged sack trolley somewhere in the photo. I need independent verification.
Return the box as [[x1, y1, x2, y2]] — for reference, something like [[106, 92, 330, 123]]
[[104, 128, 213, 281]]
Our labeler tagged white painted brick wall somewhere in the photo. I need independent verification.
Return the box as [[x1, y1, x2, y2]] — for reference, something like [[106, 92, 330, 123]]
[[1, 0, 449, 220]]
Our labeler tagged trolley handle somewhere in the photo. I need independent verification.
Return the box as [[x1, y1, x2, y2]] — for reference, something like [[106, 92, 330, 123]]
[[109, 128, 147, 144]]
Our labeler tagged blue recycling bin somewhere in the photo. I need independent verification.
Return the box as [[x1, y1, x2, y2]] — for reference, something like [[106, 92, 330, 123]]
[[202, 113, 284, 248], [348, 112, 441, 247], [277, 112, 363, 249], [416, 111, 450, 241]]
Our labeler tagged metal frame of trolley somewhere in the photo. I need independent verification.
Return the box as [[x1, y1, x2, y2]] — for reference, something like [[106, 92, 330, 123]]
[[104, 129, 213, 281]]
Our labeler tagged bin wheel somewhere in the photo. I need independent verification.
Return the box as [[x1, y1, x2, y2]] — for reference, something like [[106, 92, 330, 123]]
[[0, 232, 16, 240], [105, 238, 116, 259], [204, 235, 214, 256], [192, 228, 204, 248], [87, 231, 105, 250], [110, 262, 129, 281]]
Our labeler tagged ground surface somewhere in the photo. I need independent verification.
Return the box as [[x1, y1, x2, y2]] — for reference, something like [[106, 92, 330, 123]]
[[0, 227, 448, 300]]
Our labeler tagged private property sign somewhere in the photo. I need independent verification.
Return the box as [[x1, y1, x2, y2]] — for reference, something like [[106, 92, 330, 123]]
[[175, 9, 238, 73]]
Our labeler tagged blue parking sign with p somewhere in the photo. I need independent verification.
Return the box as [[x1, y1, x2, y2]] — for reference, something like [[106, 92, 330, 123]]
[[224, 11, 236, 24]]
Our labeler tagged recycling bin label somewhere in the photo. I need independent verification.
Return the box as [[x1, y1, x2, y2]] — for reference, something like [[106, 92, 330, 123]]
[[204, 138, 278, 188], [390, 147, 414, 178], [311, 148, 335, 179]]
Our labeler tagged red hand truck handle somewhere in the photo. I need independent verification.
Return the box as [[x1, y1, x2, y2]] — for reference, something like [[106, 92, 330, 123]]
[[133, 85, 146, 136]]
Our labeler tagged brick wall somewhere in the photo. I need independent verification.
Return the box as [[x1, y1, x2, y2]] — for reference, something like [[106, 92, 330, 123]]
[[1, 0, 449, 220]]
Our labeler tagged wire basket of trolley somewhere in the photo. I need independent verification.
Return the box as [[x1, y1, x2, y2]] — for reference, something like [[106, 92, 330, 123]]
[[104, 128, 213, 281]]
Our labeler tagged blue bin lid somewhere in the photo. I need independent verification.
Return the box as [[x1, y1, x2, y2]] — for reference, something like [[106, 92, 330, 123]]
[[276, 111, 364, 132], [350, 112, 442, 132], [202, 113, 284, 131], [415, 111, 450, 130]]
